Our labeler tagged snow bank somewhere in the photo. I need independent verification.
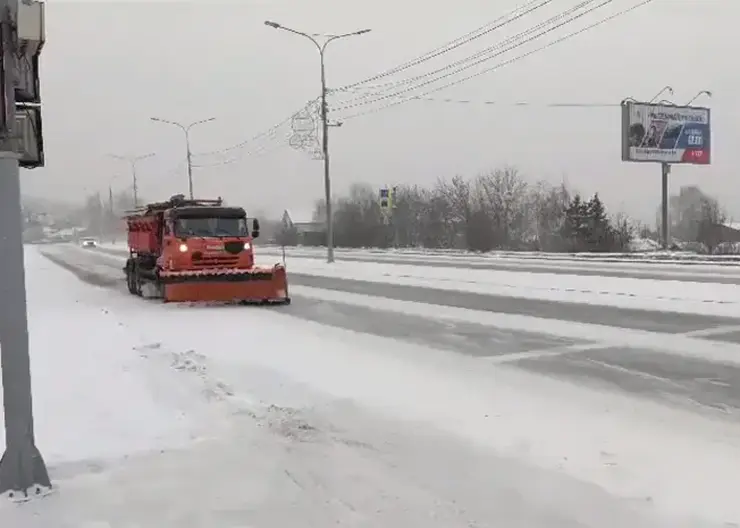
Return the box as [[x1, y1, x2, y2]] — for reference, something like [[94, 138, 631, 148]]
[[0, 249, 221, 465]]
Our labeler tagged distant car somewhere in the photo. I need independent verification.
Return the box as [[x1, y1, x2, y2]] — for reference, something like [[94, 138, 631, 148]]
[[80, 238, 98, 249]]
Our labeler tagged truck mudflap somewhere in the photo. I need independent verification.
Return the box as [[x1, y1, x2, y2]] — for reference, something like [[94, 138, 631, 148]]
[[159, 264, 290, 304]]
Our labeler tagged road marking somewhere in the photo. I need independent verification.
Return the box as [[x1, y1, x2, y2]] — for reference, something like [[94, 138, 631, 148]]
[[484, 343, 613, 363]]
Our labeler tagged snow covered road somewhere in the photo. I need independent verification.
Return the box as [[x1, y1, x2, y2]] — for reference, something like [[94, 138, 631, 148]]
[[100, 242, 740, 281], [4, 244, 740, 526], [55, 244, 740, 415]]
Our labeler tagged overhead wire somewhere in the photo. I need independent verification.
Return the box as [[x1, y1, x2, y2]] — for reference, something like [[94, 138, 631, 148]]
[[332, 0, 612, 112], [337, 0, 599, 104], [334, 0, 555, 93], [191, 98, 320, 157], [335, 0, 655, 122], [192, 132, 293, 167], [411, 97, 621, 107]]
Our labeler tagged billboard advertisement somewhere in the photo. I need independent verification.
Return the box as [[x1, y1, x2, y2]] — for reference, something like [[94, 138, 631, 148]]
[[621, 101, 711, 165]]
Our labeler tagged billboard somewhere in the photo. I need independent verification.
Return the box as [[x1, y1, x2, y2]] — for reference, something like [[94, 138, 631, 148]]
[[621, 101, 711, 165]]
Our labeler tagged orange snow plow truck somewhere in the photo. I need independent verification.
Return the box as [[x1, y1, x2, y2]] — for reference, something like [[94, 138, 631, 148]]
[[123, 194, 290, 304]]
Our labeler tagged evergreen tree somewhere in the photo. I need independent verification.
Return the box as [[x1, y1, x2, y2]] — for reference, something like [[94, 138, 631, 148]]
[[562, 194, 589, 251], [585, 193, 611, 251]]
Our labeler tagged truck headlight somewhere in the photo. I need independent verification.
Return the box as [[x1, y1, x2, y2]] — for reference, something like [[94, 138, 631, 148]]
[[243, 242, 251, 250], [179, 243, 188, 252]]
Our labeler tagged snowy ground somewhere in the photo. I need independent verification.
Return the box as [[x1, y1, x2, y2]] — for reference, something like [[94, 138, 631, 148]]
[[2, 245, 740, 526]]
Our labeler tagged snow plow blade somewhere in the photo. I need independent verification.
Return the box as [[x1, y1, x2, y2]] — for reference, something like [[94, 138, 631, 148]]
[[160, 264, 290, 304]]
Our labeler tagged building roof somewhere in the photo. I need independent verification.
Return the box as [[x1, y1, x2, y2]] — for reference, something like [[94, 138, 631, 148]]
[[283, 209, 317, 225]]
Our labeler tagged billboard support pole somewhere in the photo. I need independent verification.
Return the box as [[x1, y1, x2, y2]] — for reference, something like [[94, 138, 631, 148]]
[[660, 162, 671, 249]]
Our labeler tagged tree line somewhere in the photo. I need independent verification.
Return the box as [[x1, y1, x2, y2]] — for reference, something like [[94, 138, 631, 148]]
[[67, 167, 729, 254], [280, 168, 633, 252], [275, 168, 732, 254]]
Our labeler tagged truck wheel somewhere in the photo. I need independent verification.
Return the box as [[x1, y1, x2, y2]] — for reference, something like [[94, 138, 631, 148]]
[[133, 267, 143, 296], [125, 260, 138, 295], [127, 261, 143, 296]]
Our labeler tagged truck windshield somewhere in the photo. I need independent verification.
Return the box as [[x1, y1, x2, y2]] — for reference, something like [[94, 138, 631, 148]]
[[175, 217, 248, 237]]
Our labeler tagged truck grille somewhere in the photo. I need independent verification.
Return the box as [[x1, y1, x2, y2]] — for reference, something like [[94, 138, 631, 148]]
[[190, 252, 240, 268]]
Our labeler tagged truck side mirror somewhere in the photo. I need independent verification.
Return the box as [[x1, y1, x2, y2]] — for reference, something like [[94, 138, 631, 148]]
[[251, 218, 260, 238]]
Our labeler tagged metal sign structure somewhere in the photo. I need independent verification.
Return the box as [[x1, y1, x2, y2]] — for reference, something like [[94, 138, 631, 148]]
[[620, 95, 712, 250], [621, 101, 711, 166]]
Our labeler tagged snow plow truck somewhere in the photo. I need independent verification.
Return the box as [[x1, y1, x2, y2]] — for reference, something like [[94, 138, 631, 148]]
[[123, 194, 290, 304]]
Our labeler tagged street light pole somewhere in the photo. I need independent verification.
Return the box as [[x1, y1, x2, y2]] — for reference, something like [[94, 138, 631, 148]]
[[149, 117, 216, 199], [109, 153, 155, 208], [264, 20, 371, 264]]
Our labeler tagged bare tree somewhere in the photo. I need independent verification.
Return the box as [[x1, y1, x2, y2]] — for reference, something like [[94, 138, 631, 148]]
[[474, 167, 529, 249], [435, 175, 472, 248]]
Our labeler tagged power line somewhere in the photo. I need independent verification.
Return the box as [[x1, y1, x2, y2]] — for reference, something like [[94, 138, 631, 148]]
[[337, 0, 654, 122], [339, 0, 599, 104], [407, 96, 621, 107], [192, 132, 293, 167], [191, 99, 319, 157], [334, 0, 555, 93], [332, 0, 612, 113]]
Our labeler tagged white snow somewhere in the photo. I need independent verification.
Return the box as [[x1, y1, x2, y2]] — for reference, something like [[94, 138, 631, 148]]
[[2, 245, 738, 526], [0, 249, 216, 464]]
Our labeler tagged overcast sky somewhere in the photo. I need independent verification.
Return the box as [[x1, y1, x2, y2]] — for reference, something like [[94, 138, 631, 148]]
[[22, 0, 735, 223]]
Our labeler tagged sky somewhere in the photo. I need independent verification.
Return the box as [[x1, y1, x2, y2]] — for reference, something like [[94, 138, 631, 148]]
[[21, 0, 737, 223]]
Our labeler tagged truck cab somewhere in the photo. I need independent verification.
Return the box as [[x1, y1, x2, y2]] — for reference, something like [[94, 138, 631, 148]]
[[160, 203, 260, 272]]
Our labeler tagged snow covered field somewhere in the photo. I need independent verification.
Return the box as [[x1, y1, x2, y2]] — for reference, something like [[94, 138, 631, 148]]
[[2, 246, 740, 526]]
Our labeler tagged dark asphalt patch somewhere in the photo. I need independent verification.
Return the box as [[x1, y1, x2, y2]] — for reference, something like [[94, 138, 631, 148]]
[[516, 347, 740, 415], [281, 297, 584, 358], [40, 250, 122, 289], [288, 273, 739, 336], [699, 330, 740, 344]]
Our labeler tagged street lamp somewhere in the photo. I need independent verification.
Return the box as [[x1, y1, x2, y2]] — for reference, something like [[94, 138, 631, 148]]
[[264, 20, 371, 263], [149, 117, 216, 199], [108, 153, 155, 207]]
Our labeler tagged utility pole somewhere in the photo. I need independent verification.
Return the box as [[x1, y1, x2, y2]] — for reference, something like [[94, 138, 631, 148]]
[[149, 117, 215, 199], [264, 20, 371, 264], [109, 152, 154, 208], [0, 0, 51, 498]]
